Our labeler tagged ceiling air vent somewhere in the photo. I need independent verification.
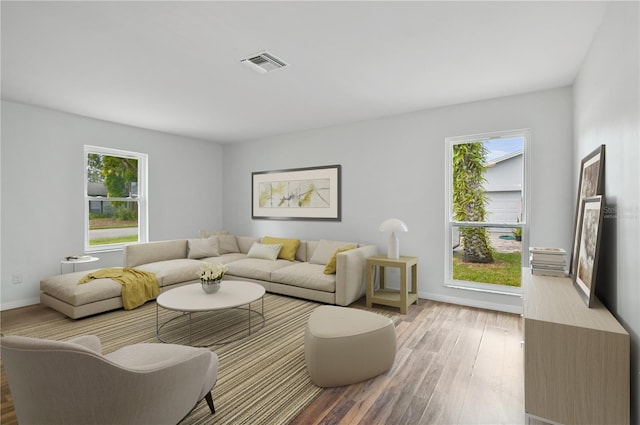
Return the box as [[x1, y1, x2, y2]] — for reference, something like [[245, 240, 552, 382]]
[[241, 51, 288, 74]]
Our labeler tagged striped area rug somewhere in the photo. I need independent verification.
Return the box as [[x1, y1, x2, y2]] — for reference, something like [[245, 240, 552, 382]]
[[2, 294, 324, 424]]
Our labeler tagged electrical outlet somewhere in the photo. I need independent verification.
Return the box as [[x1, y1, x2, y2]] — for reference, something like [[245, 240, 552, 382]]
[[12, 274, 22, 284]]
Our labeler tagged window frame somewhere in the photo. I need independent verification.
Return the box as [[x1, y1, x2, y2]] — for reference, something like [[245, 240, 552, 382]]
[[444, 129, 530, 295], [84, 145, 148, 253]]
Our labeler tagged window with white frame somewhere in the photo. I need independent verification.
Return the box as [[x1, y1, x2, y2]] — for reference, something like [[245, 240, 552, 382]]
[[445, 130, 529, 294], [84, 145, 148, 252]]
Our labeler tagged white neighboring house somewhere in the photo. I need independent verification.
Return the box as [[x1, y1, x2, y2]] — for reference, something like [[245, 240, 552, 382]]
[[483, 150, 523, 228]]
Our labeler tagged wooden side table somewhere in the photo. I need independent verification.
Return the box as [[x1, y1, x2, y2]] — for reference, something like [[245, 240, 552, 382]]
[[366, 255, 418, 314]]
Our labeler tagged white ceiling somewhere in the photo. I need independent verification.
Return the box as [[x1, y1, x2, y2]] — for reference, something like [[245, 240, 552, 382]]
[[1, 1, 607, 143]]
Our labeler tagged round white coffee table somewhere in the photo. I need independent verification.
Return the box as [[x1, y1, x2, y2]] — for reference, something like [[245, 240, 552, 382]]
[[156, 280, 265, 347]]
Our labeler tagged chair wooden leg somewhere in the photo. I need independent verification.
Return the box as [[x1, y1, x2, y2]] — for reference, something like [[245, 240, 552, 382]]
[[205, 392, 215, 414]]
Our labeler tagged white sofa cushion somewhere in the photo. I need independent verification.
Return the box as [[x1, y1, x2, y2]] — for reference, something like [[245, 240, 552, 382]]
[[226, 258, 294, 281], [136, 259, 202, 286], [125, 240, 188, 268], [237, 236, 260, 254], [295, 241, 308, 262], [202, 253, 247, 265], [271, 263, 336, 293], [187, 237, 219, 259], [40, 270, 123, 306], [309, 240, 356, 265], [218, 235, 240, 254]]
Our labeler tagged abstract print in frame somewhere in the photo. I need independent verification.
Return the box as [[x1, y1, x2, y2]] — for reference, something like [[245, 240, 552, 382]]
[[570, 145, 605, 277], [573, 196, 604, 308], [252, 165, 341, 220]]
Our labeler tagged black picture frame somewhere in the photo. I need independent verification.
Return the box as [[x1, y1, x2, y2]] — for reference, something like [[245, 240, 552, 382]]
[[570, 145, 605, 277], [251, 165, 341, 221], [573, 196, 605, 307]]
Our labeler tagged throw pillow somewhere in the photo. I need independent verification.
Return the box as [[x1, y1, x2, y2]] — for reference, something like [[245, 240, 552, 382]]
[[187, 237, 220, 259], [247, 242, 282, 261], [218, 234, 240, 254], [309, 239, 355, 265], [237, 236, 260, 254], [323, 244, 355, 274], [262, 236, 301, 261]]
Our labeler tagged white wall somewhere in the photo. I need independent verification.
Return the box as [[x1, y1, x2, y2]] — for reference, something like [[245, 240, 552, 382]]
[[223, 87, 574, 313], [1, 101, 224, 309], [573, 2, 639, 422]]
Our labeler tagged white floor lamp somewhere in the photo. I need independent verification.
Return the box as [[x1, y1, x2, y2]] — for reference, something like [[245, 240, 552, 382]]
[[379, 218, 408, 259]]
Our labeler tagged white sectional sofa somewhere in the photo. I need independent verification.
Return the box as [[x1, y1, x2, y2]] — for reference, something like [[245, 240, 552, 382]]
[[40, 234, 378, 319]]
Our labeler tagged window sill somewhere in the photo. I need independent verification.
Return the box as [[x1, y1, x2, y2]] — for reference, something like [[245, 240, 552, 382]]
[[445, 282, 522, 297], [84, 247, 124, 254]]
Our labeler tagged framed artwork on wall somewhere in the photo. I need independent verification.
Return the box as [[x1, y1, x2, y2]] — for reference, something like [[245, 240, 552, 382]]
[[251, 165, 341, 221], [570, 145, 605, 277], [573, 196, 605, 307]]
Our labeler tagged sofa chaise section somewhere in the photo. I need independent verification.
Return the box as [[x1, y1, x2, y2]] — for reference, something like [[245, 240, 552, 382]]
[[40, 271, 125, 319]]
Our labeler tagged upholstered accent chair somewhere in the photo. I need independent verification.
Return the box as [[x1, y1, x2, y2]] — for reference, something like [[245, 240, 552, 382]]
[[1, 334, 218, 425]]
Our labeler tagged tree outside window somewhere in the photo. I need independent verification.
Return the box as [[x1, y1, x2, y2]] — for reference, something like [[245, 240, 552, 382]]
[[452, 141, 494, 264]]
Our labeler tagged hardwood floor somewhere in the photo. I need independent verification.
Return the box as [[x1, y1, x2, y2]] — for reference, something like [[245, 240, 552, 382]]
[[290, 299, 524, 425], [1, 299, 524, 424]]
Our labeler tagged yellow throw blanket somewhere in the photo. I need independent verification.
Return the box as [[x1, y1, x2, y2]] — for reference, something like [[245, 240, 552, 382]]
[[78, 268, 159, 310]]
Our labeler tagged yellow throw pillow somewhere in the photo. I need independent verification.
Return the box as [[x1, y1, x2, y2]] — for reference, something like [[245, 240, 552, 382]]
[[323, 244, 355, 274], [262, 236, 301, 261]]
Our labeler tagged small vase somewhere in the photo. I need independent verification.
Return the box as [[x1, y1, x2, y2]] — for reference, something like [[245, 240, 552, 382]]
[[201, 279, 222, 294]]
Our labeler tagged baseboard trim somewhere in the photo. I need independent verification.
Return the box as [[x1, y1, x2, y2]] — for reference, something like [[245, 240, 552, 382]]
[[1, 297, 41, 311], [419, 291, 523, 314]]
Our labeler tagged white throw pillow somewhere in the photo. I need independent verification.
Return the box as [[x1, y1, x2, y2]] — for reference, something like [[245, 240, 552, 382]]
[[309, 239, 355, 265], [188, 237, 220, 259], [247, 242, 282, 261], [218, 234, 240, 254]]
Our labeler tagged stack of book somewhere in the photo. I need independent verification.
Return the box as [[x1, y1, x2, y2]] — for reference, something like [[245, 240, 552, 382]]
[[529, 247, 567, 277]]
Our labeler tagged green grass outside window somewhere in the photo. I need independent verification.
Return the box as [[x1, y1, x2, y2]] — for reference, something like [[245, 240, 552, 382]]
[[453, 252, 522, 287]]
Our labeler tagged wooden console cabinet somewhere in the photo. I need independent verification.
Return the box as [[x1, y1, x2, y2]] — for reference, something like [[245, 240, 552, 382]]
[[523, 270, 629, 425]]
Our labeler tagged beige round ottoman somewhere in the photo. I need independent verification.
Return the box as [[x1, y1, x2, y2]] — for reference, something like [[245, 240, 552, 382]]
[[304, 305, 396, 387]]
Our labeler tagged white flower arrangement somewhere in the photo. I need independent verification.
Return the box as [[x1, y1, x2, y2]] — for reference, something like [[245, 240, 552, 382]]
[[200, 263, 228, 282]]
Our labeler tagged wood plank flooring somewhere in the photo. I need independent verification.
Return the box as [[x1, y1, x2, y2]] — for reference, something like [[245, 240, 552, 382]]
[[290, 299, 524, 425], [1, 299, 524, 424]]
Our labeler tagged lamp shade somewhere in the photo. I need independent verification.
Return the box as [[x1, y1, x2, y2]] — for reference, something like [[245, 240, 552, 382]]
[[379, 219, 408, 259], [379, 218, 408, 233]]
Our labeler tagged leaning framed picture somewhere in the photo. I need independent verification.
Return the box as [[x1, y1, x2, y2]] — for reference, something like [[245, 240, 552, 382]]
[[570, 145, 605, 277], [573, 196, 604, 307], [251, 165, 341, 221]]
